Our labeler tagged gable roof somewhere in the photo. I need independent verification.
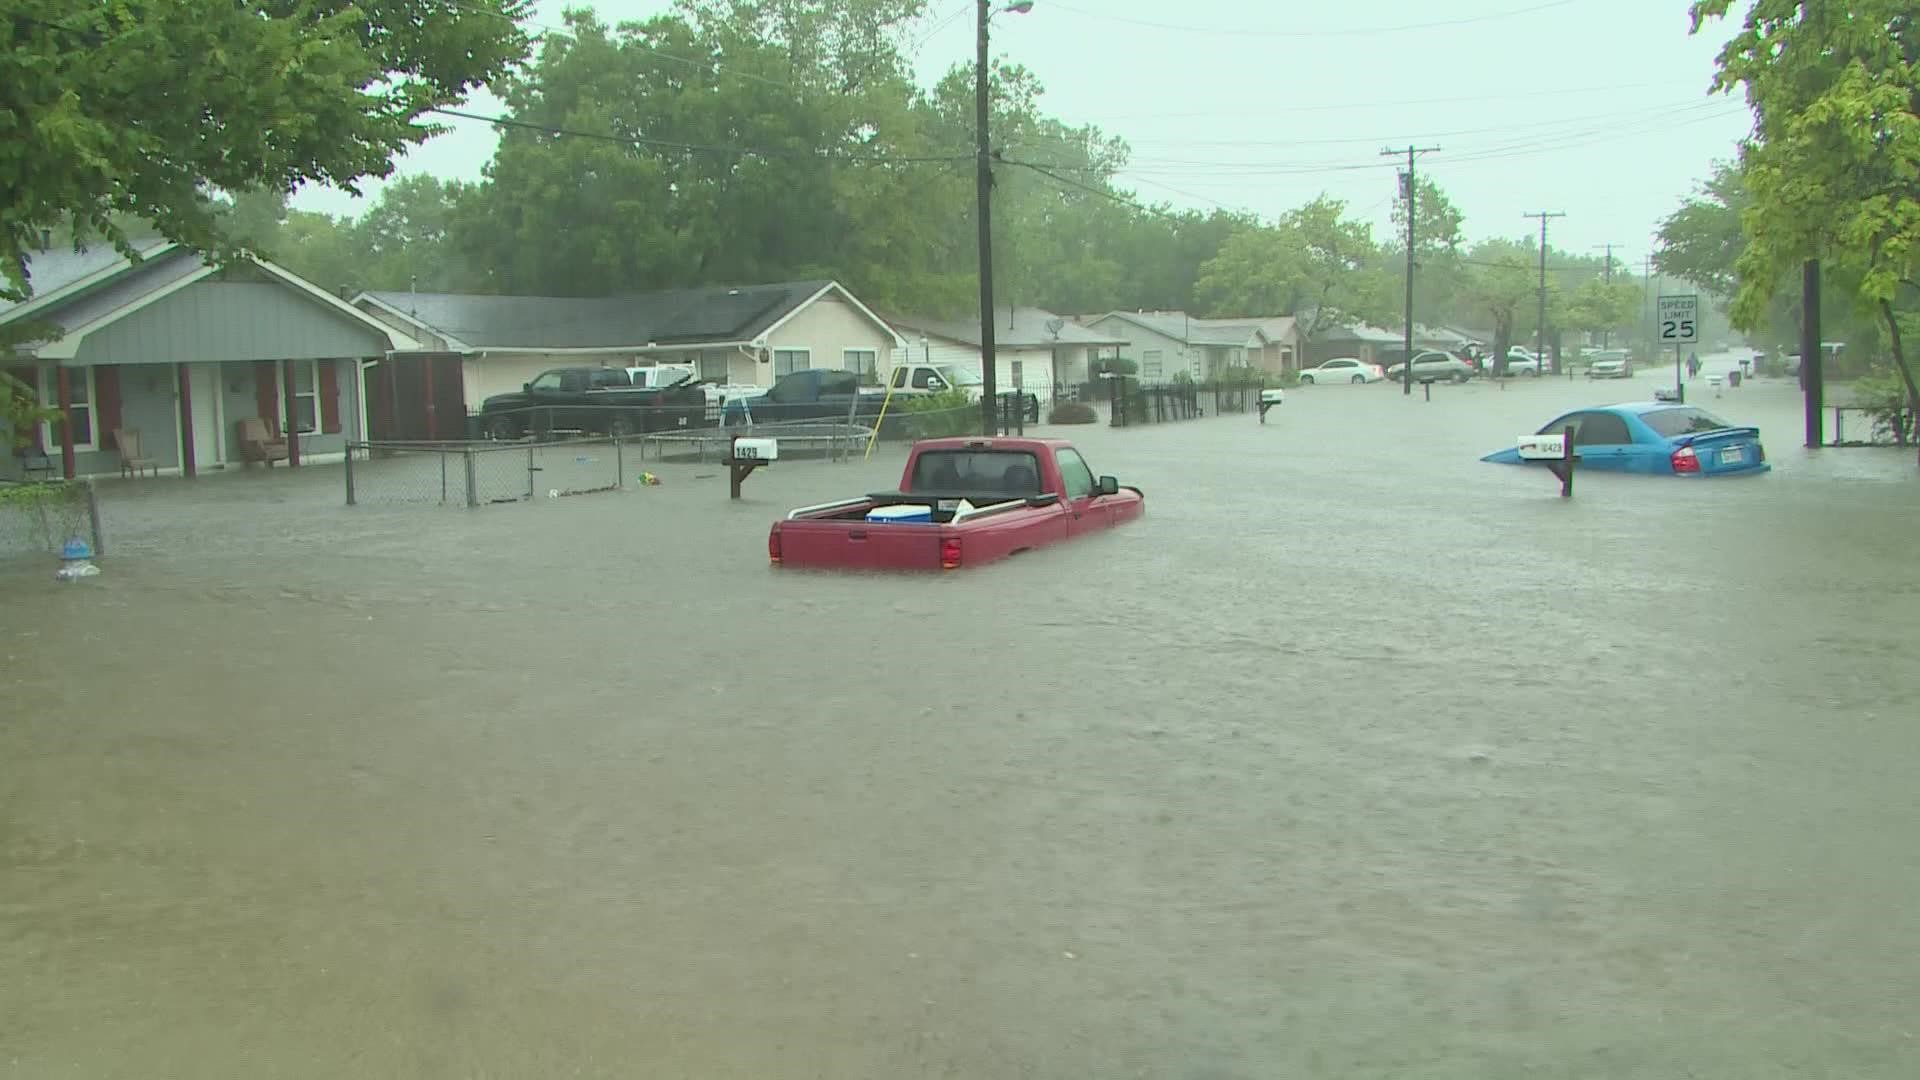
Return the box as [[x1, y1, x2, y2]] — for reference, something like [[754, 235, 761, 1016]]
[[1, 238, 183, 328], [8, 246, 419, 359], [888, 307, 1128, 349], [1086, 310, 1275, 348], [357, 280, 902, 352]]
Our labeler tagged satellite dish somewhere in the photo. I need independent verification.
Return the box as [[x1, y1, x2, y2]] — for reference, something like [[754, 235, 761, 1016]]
[[1045, 317, 1065, 339]]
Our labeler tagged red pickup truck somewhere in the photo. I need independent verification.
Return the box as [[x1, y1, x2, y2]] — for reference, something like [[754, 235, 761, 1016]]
[[770, 437, 1145, 571]]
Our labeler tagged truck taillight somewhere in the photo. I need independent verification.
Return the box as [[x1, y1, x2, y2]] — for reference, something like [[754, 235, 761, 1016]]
[[939, 536, 962, 570], [1671, 446, 1700, 473], [768, 526, 782, 564]]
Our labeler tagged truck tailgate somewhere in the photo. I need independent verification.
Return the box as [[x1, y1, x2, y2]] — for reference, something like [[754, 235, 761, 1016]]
[[775, 518, 947, 570]]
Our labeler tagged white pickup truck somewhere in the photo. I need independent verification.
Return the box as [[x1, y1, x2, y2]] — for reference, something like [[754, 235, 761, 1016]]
[[885, 363, 1040, 422], [626, 364, 763, 416]]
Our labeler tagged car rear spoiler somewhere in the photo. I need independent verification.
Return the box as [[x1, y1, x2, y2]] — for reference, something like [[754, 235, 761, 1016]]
[[1678, 426, 1761, 446]]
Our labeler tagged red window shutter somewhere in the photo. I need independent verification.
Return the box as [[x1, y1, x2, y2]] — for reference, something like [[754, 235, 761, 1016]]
[[95, 366, 123, 449], [254, 361, 280, 433], [319, 359, 342, 434]]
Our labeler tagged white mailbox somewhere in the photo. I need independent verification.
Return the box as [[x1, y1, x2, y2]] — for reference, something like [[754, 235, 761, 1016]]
[[1516, 433, 1568, 461], [1259, 388, 1286, 405], [730, 437, 779, 461]]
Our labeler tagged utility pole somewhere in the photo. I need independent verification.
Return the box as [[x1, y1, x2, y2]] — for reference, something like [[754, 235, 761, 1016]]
[[1593, 242, 1619, 348], [973, 0, 1034, 436], [974, 0, 998, 436], [1381, 144, 1440, 396], [1524, 211, 1567, 373], [1803, 258, 1823, 448]]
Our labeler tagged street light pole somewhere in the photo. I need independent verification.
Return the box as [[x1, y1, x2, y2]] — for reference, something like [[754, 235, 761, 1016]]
[[974, 0, 1032, 437], [975, 0, 998, 436]]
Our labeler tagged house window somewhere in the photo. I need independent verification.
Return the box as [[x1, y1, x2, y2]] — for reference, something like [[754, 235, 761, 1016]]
[[1141, 350, 1163, 379], [38, 366, 98, 451], [290, 359, 320, 436], [774, 349, 811, 377], [698, 350, 731, 382], [843, 348, 879, 385]]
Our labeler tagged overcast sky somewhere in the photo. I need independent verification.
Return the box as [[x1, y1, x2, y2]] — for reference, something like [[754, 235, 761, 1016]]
[[293, 0, 1754, 268]]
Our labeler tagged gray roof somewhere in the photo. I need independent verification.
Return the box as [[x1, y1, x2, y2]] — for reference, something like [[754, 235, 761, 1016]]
[[888, 307, 1128, 349], [1088, 310, 1273, 348], [1, 237, 179, 324], [361, 280, 845, 350]]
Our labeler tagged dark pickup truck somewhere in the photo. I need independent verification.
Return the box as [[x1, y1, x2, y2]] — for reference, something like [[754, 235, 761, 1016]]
[[478, 366, 709, 439], [720, 369, 883, 426]]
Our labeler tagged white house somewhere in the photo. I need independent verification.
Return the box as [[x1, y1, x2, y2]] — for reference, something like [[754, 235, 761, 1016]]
[[355, 279, 905, 423], [885, 306, 1128, 400]]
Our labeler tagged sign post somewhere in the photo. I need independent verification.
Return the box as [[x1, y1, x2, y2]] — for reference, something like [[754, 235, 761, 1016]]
[[1656, 293, 1699, 404]]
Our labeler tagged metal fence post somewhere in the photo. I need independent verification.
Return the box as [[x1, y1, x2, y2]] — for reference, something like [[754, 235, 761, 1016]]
[[615, 435, 625, 489], [527, 445, 537, 499], [439, 452, 449, 505], [344, 443, 357, 506], [464, 448, 479, 508]]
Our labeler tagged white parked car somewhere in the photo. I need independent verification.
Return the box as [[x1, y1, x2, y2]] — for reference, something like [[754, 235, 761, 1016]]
[[1498, 348, 1543, 376], [1298, 357, 1386, 384], [1585, 350, 1632, 379]]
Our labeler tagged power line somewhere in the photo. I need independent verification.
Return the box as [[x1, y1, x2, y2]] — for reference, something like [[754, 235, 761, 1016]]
[[1081, 82, 1713, 121], [1046, 0, 1582, 37], [426, 107, 972, 164]]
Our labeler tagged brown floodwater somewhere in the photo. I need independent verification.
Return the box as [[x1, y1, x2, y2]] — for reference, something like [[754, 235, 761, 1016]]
[[4, 372, 1918, 1078]]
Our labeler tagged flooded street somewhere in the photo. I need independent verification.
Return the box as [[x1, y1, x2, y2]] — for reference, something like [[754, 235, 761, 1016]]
[[5, 370, 1919, 1077]]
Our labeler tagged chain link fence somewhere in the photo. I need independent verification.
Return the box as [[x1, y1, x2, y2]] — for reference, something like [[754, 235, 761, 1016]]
[[346, 439, 635, 507], [1, 480, 104, 561]]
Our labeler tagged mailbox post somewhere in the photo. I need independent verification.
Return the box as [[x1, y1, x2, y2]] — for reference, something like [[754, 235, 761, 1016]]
[[724, 435, 778, 499], [1516, 426, 1577, 497], [1257, 387, 1285, 424]]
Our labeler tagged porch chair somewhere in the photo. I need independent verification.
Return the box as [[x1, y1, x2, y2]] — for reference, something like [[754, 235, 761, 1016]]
[[113, 428, 160, 478], [237, 417, 290, 468], [12, 446, 55, 481]]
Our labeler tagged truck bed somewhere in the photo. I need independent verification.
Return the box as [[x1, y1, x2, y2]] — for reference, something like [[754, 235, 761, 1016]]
[[773, 492, 1069, 571]]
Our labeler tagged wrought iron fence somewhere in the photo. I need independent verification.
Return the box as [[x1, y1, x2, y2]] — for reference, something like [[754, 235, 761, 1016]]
[[1104, 378, 1263, 427], [0, 479, 104, 561]]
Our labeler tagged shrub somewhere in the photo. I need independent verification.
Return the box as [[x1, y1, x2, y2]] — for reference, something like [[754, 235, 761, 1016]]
[[1049, 401, 1097, 425], [898, 389, 977, 439]]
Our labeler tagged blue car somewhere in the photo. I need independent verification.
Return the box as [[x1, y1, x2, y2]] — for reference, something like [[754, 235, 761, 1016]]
[[1482, 403, 1771, 476]]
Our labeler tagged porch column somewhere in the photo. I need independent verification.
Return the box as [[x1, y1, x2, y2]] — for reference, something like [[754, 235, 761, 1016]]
[[56, 366, 76, 480], [176, 362, 197, 478], [281, 358, 301, 467]]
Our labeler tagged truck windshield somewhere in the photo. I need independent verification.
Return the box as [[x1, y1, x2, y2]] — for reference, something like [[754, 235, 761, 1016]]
[[909, 450, 1042, 495]]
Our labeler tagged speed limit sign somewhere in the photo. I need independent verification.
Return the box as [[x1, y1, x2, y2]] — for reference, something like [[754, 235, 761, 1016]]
[[1657, 294, 1699, 345]]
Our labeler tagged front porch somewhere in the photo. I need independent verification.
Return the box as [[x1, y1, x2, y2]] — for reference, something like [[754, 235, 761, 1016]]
[[4, 250, 414, 481]]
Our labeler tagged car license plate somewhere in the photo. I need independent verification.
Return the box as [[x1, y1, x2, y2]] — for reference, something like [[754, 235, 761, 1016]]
[[1720, 446, 1746, 464]]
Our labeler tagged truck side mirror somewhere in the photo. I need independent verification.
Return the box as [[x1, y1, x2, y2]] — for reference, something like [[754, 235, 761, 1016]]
[[1097, 475, 1119, 496], [523, 382, 533, 393]]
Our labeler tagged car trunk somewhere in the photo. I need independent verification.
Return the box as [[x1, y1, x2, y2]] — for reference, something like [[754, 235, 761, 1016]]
[[1678, 427, 1765, 474]]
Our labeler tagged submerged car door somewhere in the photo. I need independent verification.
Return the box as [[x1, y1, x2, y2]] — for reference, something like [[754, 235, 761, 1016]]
[[1568, 411, 1635, 468], [1055, 447, 1105, 534]]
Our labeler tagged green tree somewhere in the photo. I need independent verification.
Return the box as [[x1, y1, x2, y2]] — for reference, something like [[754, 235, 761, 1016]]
[[1565, 278, 1642, 347], [1692, 0, 1920, 437], [1, 0, 530, 301], [1464, 239, 1543, 374], [1194, 196, 1388, 335]]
